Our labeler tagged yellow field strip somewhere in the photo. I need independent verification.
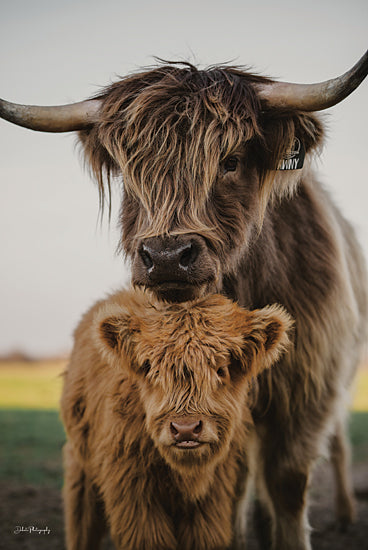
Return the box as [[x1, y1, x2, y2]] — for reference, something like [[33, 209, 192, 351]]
[[0, 360, 367, 412]]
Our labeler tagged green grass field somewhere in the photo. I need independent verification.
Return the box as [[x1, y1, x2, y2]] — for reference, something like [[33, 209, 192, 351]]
[[0, 361, 66, 487], [0, 360, 367, 489]]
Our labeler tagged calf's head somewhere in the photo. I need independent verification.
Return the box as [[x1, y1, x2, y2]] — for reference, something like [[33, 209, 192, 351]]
[[95, 290, 292, 478]]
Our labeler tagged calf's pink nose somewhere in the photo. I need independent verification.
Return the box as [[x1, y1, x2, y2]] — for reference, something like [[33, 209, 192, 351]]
[[170, 420, 202, 441]]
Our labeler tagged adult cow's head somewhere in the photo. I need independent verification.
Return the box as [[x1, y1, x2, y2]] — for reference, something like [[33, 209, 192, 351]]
[[1, 52, 367, 302]]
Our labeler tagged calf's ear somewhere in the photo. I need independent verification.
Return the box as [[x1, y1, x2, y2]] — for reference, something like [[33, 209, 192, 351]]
[[94, 303, 141, 365], [239, 304, 293, 377], [99, 315, 131, 351]]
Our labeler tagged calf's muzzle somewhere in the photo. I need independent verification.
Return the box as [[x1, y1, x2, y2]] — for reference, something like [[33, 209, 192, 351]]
[[170, 419, 203, 448]]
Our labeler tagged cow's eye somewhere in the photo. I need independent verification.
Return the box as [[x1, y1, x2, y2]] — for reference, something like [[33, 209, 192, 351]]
[[223, 156, 238, 174]]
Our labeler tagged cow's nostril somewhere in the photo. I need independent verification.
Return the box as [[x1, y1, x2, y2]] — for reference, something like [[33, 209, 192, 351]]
[[179, 243, 198, 269], [140, 247, 154, 269]]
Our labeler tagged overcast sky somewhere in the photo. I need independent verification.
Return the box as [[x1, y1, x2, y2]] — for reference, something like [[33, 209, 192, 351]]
[[1, 0, 367, 357]]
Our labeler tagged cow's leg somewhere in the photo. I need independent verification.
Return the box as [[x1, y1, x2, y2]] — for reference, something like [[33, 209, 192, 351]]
[[231, 442, 255, 550], [253, 496, 273, 550], [254, 418, 312, 550], [63, 443, 106, 550], [263, 460, 311, 550], [330, 419, 356, 529], [231, 490, 251, 550]]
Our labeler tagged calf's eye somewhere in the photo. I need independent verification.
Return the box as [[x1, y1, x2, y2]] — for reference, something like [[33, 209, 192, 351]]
[[223, 156, 238, 174], [216, 367, 227, 379]]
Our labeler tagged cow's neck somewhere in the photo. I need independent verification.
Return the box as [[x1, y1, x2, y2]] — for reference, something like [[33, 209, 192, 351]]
[[222, 179, 338, 317]]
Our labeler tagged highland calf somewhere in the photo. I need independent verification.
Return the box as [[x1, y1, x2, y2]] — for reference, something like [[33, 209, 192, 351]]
[[61, 288, 292, 550]]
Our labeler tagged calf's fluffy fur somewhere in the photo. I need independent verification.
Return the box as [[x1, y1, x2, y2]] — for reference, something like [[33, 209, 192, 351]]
[[61, 288, 292, 550]]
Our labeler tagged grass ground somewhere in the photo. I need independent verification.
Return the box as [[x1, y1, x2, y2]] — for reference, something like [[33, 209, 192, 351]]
[[0, 360, 367, 489], [0, 360, 367, 550], [0, 360, 66, 489]]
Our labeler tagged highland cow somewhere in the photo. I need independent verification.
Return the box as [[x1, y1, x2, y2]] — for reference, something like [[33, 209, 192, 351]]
[[61, 288, 292, 550], [1, 52, 368, 549]]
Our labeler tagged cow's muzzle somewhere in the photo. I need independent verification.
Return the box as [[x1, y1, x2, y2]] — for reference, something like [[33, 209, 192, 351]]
[[132, 234, 218, 302]]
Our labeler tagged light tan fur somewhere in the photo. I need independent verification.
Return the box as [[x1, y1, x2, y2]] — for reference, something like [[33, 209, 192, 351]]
[[61, 288, 292, 550]]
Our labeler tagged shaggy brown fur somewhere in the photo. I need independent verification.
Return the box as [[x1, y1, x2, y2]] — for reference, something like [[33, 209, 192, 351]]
[[76, 61, 367, 549], [61, 288, 292, 550], [79, 63, 324, 256]]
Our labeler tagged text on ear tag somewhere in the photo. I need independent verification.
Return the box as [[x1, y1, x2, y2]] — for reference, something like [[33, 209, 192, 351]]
[[277, 137, 305, 170]]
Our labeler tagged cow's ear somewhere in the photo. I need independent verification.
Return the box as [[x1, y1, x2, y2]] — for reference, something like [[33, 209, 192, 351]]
[[250, 112, 324, 215], [94, 304, 141, 365], [239, 304, 293, 377]]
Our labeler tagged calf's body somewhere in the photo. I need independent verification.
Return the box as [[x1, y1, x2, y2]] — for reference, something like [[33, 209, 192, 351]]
[[61, 289, 291, 550]]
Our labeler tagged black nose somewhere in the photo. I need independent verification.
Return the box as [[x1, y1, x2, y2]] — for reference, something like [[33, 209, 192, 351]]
[[138, 236, 200, 280], [170, 420, 203, 442]]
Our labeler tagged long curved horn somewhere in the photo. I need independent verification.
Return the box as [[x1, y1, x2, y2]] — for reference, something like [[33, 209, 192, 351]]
[[258, 50, 368, 111], [0, 98, 102, 132]]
